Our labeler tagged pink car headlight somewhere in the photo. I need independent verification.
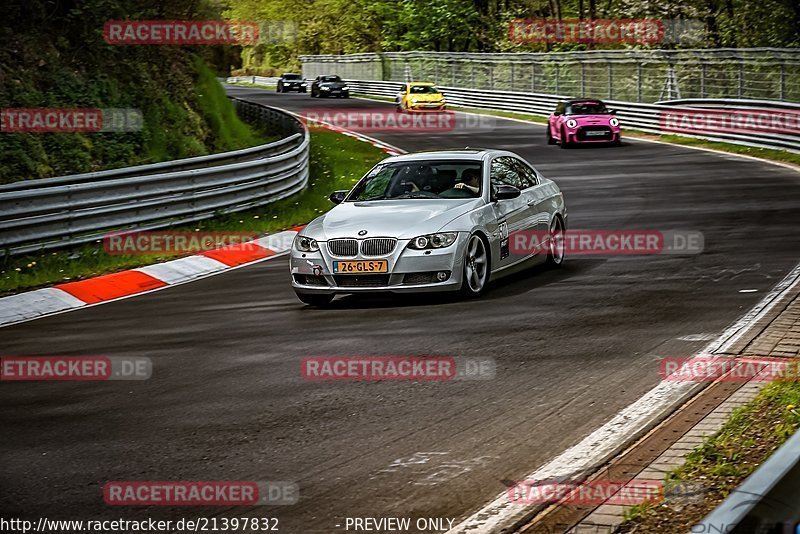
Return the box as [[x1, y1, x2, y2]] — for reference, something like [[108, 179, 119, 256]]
[[566, 119, 578, 129], [609, 117, 620, 127]]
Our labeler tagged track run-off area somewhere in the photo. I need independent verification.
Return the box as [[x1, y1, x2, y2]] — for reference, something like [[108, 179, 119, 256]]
[[2, 85, 800, 533]]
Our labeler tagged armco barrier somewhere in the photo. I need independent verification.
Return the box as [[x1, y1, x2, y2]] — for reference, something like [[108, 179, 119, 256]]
[[0, 98, 309, 256], [338, 79, 800, 153], [695, 425, 800, 532]]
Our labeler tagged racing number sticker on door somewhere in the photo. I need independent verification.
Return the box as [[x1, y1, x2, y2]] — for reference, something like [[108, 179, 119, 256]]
[[499, 220, 510, 260]]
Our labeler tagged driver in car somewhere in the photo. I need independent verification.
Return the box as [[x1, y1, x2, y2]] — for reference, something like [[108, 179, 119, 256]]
[[454, 168, 481, 195]]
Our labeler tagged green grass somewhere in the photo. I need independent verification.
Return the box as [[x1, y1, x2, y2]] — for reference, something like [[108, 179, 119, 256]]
[[356, 93, 800, 168], [618, 375, 800, 532], [0, 130, 387, 295]]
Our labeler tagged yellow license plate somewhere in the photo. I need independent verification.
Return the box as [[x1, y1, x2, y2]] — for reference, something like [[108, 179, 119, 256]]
[[333, 260, 388, 274]]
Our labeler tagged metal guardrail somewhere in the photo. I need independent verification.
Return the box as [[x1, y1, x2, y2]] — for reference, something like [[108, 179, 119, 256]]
[[228, 76, 281, 86], [695, 426, 800, 533], [340, 79, 800, 153], [301, 49, 800, 103], [0, 99, 309, 256]]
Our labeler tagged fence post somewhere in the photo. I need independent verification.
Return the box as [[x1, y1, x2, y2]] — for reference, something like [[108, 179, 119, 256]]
[[581, 63, 586, 97], [608, 63, 613, 99], [738, 61, 744, 98], [555, 63, 560, 94], [511, 62, 516, 92], [637, 63, 643, 102], [700, 62, 706, 98], [780, 62, 786, 101], [531, 62, 536, 93]]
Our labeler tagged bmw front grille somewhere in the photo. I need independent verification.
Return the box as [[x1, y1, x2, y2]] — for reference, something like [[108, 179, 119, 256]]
[[328, 239, 359, 257], [361, 238, 397, 257], [327, 238, 397, 257]]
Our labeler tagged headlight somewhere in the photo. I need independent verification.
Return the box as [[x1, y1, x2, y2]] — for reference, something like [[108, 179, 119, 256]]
[[609, 117, 620, 127], [321, 86, 330, 91], [566, 119, 578, 129], [301, 83, 307, 86], [294, 235, 319, 252], [342, 85, 350, 91], [411, 98, 419, 104], [408, 232, 457, 250]]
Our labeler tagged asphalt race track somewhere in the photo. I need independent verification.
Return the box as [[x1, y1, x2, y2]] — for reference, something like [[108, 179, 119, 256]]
[[2, 86, 800, 533]]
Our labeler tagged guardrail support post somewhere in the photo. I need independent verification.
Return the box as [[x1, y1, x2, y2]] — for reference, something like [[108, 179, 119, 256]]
[[608, 63, 613, 99], [780, 63, 786, 101]]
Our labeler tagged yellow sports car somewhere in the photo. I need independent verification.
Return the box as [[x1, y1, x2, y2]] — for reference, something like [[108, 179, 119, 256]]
[[396, 82, 447, 112]]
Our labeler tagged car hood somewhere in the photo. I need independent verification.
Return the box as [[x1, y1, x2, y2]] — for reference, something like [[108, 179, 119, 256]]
[[565, 114, 615, 125], [304, 198, 482, 240]]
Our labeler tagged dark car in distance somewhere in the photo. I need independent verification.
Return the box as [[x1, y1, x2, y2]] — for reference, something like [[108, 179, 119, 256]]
[[277, 73, 307, 93], [311, 75, 350, 98]]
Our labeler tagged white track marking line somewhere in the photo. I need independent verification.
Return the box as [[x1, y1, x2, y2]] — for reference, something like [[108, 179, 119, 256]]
[[447, 260, 800, 534]]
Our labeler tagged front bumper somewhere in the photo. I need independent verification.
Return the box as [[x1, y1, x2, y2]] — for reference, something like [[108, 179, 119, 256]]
[[566, 126, 620, 144], [290, 235, 468, 295], [319, 89, 349, 97], [407, 102, 447, 112]]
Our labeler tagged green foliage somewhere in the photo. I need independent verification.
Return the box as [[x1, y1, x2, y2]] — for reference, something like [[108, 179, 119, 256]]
[[0, 0, 266, 183], [225, 0, 799, 74]]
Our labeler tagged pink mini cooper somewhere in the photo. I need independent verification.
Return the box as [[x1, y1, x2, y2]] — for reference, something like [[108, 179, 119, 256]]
[[547, 99, 621, 148]]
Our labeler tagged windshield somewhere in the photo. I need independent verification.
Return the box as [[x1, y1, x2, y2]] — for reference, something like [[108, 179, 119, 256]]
[[566, 101, 609, 115], [348, 160, 483, 201], [282, 74, 301, 80], [409, 85, 440, 94], [321, 75, 342, 82]]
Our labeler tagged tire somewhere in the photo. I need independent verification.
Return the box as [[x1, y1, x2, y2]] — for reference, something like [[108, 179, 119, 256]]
[[459, 234, 490, 298], [276, 84, 282, 93], [545, 216, 565, 267], [559, 127, 570, 149], [546, 126, 557, 145], [295, 292, 334, 307], [301, 88, 307, 93]]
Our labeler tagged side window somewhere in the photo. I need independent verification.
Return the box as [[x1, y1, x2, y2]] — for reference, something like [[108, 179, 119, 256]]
[[555, 102, 566, 115], [490, 157, 523, 189], [511, 158, 538, 189]]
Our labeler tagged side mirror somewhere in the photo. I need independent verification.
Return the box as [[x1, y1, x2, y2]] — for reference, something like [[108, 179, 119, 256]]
[[492, 184, 521, 201], [609, 109, 617, 115], [553, 111, 561, 116], [329, 190, 347, 204]]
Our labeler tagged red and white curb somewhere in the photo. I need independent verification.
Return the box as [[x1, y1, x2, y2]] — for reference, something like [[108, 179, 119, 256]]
[[0, 118, 405, 329], [0, 229, 301, 328]]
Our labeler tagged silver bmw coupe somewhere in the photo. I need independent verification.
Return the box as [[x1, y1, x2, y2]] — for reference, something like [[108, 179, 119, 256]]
[[290, 149, 567, 306]]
